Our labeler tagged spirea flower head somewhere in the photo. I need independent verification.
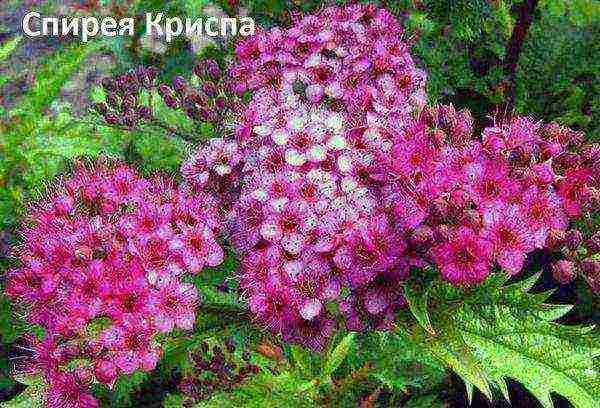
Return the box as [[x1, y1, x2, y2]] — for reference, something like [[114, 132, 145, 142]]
[[179, 5, 600, 350], [5, 159, 224, 406], [225, 102, 598, 350], [230, 3, 427, 128], [199, 4, 426, 349], [221, 95, 416, 349]]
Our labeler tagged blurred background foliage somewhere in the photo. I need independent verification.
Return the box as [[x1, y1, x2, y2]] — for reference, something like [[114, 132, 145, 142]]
[[0, 0, 598, 406]]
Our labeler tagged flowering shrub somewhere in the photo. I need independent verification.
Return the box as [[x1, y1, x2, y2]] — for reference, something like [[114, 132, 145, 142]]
[[182, 4, 600, 352], [2, 3, 600, 408], [4, 160, 223, 405]]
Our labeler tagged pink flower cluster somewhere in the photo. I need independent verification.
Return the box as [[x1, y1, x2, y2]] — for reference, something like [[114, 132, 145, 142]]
[[230, 3, 427, 129], [181, 4, 599, 350], [5, 161, 223, 406]]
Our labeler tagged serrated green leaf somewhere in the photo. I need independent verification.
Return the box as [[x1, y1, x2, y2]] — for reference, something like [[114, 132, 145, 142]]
[[0, 36, 21, 63], [534, 304, 574, 321], [322, 333, 355, 380], [507, 272, 541, 292], [427, 330, 492, 401], [0, 383, 44, 408], [460, 305, 600, 408], [464, 381, 474, 405], [404, 284, 435, 335], [425, 274, 600, 408]]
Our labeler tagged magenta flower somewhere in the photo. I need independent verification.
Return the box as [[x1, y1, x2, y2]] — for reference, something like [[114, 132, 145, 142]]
[[153, 280, 199, 332], [558, 168, 594, 217], [333, 216, 405, 288], [431, 227, 493, 286], [5, 160, 224, 403], [101, 317, 161, 375], [259, 201, 313, 254], [176, 223, 225, 273], [520, 186, 567, 247], [482, 202, 537, 275], [44, 371, 99, 408]]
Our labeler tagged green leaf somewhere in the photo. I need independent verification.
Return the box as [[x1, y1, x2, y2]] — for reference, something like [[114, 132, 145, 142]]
[[0, 36, 21, 63], [361, 330, 446, 394], [322, 333, 355, 380], [290, 345, 313, 378], [533, 304, 574, 321], [426, 328, 492, 401], [508, 271, 541, 292], [13, 375, 43, 387], [0, 380, 44, 408], [403, 284, 435, 335], [197, 371, 316, 408], [110, 371, 150, 406], [423, 274, 600, 407], [403, 394, 443, 408], [460, 305, 600, 408]]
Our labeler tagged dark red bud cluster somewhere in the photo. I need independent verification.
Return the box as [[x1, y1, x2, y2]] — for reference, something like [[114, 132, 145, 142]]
[[96, 66, 159, 127], [580, 259, 600, 294], [550, 228, 600, 289], [185, 59, 236, 125], [180, 339, 260, 402]]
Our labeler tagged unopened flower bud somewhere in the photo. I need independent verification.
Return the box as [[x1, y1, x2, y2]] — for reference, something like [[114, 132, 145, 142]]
[[580, 258, 600, 294], [104, 113, 119, 125], [215, 97, 227, 111], [172, 76, 187, 93], [114, 78, 127, 94], [199, 108, 211, 121], [586, 232, 600, 254], [163, 94, 178, 109], [124, 70, 137, 84], [146, 67, 158, 81], [189, 92, 208, 107], [101, 77, 115, 91], [552, 260, 576, 284], [192, 64, 203, 78], [185, 107, 197, 120], [201, 81, 218, 97], [135, 66, 147, 79], [208, 64, 222, 79], [565, 229, 583, 250], [137, 106, 153, 120], [158, 84, 173, 97]]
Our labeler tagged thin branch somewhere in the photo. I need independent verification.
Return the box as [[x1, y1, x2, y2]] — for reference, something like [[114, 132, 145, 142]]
[[503, 0, 539, 113], [79, 115, 196, 144], [148, 119, 196, 143], [197, 302, 251, 319]]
